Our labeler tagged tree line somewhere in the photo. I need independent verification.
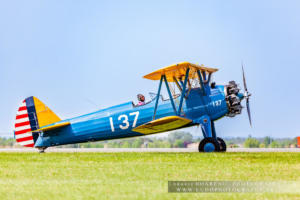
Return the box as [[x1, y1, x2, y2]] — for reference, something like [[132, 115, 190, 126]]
[[242, 136, 298, 148], [0, 133, 298, 148]]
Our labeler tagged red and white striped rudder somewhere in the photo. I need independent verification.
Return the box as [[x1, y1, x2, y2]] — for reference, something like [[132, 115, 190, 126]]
[[14, 100, 35, 147]]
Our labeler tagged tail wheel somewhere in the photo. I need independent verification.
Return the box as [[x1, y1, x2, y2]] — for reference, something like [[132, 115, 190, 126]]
[[217, 137, 227, 152], [37, 147, 47, 153], [198, 138, 220, 152]]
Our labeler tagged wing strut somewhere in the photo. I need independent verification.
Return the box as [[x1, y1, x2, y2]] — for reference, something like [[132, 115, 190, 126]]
[[177, 68, 190, 116], [163, 75, 177, 115], [153, 75, 163, 120], [197, 69, 206, 95], [153, 68, 191, 119], [173, 76, 182, 92]]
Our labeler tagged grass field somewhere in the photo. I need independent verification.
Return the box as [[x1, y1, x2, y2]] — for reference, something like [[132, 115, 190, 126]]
[[0, 152, 299, 200]]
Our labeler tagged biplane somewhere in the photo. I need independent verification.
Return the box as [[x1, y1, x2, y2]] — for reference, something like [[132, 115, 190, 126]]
[[13, 62, 251, 152]]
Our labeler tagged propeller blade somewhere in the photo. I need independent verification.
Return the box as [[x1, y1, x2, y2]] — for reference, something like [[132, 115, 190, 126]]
[[242, 63, 248, 92], [242, 63, 252, 127], [246, 99, 252, 127]]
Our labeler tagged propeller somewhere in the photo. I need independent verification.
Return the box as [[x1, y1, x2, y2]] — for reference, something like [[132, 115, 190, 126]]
[[242, 63, 252, 127]]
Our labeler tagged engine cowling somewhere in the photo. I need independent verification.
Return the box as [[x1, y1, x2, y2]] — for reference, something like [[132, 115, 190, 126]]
[[225, 81, 243, 117]]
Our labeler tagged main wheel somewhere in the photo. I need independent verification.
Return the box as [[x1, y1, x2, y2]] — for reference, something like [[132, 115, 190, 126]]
[[217, 137, 227, 152], [198, 138, 220, 152]]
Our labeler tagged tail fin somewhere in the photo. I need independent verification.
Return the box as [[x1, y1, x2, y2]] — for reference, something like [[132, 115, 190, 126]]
[[14, 96, 61, 147]]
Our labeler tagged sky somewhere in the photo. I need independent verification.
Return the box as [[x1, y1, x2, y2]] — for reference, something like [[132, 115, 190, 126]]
[[1, 0, 300, 138]]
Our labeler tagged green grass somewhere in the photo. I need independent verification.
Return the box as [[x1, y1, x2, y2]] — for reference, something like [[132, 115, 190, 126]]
[[0, 152, 299, 200]]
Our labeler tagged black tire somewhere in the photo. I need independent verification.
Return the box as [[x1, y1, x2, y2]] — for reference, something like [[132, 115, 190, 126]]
[[198, 138, 220, 152], [217, 137, 227, 152]]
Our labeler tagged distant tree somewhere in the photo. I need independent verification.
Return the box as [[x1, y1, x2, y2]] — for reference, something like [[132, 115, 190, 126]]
[[0, 138, 15, 147], [244, 138, 260, 148], [174, 139, 184, 148], [270, 141, 279, 148], [292, 137, 298, 146], [279, 140, 291, 148], [83, 143, 89, 148], [231, 144, 239, 148], [162, 141, 171, 148], [94, 143, 104, 148], [148, 142, 155, 148], [182, 133, 193, 143], [168, 132, 181, 143], [168, 132, 193, 143], [259, 143, 266, 148], [263, 136, 272, 148], [121, 141, 130, 148], [108, 141, 120, 148], [132, 138, 143, 148], [153, 140, 161, 148]]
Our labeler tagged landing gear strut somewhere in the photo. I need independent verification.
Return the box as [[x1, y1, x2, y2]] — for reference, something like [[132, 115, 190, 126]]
[[195, 115, 227, 153]]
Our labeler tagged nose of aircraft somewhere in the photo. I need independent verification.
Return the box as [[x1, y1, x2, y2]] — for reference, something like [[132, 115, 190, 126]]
[[237, 92, 244, 100]]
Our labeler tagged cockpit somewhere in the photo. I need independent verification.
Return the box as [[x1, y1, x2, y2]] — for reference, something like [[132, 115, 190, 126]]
[[133, 77, 206, 107]]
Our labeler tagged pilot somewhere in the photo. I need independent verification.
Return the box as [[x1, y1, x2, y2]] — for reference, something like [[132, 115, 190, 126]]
[[137, 94, 146, 106]]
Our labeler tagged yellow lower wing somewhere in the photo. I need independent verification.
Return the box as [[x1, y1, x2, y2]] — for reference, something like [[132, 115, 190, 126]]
[[132, 116, 192, 134]]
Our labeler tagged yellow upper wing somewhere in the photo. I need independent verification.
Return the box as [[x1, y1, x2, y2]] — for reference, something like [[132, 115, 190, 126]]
[[143, 62, 218, 82]]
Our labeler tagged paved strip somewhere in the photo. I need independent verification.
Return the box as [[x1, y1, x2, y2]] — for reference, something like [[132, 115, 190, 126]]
[[0, 148, 299, 152], [228, 148, 300, 152]]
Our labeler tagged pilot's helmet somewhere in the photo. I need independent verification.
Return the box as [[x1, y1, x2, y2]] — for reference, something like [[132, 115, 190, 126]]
[[137, 94, 145, 102]]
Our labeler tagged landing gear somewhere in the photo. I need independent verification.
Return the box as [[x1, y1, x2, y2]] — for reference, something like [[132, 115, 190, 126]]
[[198, 137, 226, 152], [194, 115, 227, 153], [37, 147, 47, 153], [198, 138, 220, 152]]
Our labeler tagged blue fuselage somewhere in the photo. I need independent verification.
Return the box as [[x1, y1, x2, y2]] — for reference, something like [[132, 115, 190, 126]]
[[35, 86, 229, 147]]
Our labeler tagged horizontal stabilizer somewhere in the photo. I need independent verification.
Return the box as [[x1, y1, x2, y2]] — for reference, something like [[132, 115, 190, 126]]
[[32, 122, 70, 132], [132, 116, 192, 134]]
